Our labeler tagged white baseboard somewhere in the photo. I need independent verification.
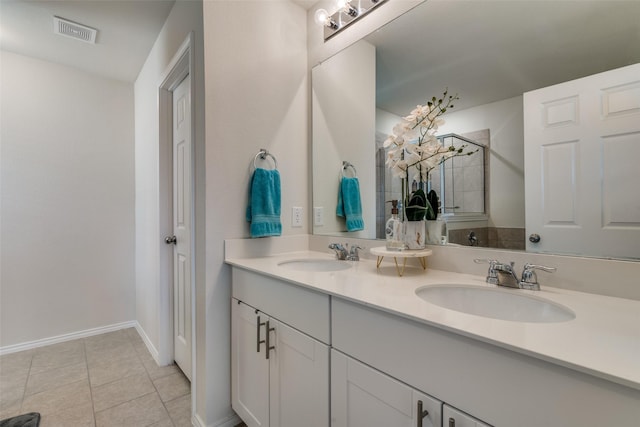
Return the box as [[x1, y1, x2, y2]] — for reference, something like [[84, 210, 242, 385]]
[[0, 320, 137, 356], [134, 321, 161, 364], [192, 413, 241, 427]]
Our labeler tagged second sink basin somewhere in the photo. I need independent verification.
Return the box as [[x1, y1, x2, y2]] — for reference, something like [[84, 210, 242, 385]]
[[277, 258, 352, 272], [415, 285, 575, 323]]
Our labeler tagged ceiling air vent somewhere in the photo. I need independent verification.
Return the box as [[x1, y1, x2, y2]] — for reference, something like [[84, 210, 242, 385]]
[[53, 16, 97, 44]]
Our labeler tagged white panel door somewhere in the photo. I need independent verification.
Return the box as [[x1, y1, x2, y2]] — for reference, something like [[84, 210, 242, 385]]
[[331, 350, 441, 427], [172, 74, 193, 379], [269, 319, 329, 427], [443, 404, 491, 427], [524, 63, 640, 258], [232, 300, 269, 427]]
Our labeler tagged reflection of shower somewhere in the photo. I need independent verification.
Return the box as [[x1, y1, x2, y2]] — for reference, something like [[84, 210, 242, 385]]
[[433, 133, 486, 217]]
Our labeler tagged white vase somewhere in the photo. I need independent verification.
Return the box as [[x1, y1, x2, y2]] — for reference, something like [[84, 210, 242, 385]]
[[425, 219, 446, 245], [404, 220, 426, 249]]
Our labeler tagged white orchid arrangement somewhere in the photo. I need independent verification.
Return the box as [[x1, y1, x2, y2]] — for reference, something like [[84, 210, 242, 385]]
[[384, 90, 474, 182]]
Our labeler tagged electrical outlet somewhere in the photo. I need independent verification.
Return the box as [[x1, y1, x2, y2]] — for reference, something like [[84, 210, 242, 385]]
[[292, 207, 303, 227], [314, 207, 324, 226]]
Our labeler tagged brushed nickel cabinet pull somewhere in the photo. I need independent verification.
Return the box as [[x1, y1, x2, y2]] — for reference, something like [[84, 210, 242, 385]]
[[449, 417, 455, 427], [265, 320, 275, 360], [417, 400, 429, 427], [256, 315, 265, 353]]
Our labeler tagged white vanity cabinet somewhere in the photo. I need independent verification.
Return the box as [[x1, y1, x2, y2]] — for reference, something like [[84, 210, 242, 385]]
[[231, 269, 331, 427], [331, 297, 640, 427], [442, 405, 490, 427], [331, 349, 442, 427]]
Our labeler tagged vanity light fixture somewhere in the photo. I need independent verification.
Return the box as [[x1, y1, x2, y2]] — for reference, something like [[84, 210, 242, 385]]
[[316, 0, 388, 42]]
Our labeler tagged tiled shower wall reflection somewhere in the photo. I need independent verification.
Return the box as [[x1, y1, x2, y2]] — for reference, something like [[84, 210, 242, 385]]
[[448, 227, 526, 250]]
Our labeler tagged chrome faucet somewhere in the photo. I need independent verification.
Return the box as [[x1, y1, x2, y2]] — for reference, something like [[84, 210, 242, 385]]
[[475, 259, 556, 291], [328, 243, 348, 260]]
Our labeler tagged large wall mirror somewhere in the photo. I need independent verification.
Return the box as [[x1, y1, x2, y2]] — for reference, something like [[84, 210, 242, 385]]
[[312, 0, 640, 260]]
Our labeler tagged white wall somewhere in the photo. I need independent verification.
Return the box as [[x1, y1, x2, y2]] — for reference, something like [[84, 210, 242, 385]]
[[312, 40, 376, 237], [202, 0, 308, 425], [438, 96, 525, 228], [133, 0, 205, 395], [0, 51, 135, 347]]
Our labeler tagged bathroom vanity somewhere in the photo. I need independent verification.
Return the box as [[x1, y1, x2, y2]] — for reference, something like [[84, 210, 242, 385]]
[[226, 242, 640, 427]]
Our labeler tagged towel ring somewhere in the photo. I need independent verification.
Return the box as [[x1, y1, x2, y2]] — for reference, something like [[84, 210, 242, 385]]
[[341, 161, 357, 178], [254, 149, 278, 170]]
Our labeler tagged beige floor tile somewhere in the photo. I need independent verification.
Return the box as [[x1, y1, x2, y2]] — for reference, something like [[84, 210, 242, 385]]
[[30, 342, 86, 375], [147, 418, 175, 427], [25, 361, 88, 396], [39, 400, 95, 427], [152, 372, 190, 403], [35, 340, 84, 358], [84, 330, 131, 352], [0, 399, 22, 420], [139, 352, 179, 381], [122, 327, 143, 343], [0, 372, 27, 410], [131, 338, 149, 355], [95, 392, 169, 427], [165, 394, 191, 427], [88, 354, 147, 388], [0, 350, 34, 378], [86, 341, 138, 367], [21, 379, 92, 417], [92, 372, 155, 412]]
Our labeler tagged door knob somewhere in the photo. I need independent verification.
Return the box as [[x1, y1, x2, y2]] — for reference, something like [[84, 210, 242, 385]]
[[164, 235, 177, 245]]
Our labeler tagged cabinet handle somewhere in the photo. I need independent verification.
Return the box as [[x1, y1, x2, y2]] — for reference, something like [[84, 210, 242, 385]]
[[448, 417, 455, 427], [416, 400, 429, 427], [256, 315, 266, 353], [265, 320, 276, 360]]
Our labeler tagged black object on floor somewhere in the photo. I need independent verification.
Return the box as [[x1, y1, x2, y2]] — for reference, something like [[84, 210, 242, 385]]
[[0, 413, 40, 427]]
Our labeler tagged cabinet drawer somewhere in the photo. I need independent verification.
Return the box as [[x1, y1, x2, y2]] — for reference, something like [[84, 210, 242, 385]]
[[232, 268, 330, 344]]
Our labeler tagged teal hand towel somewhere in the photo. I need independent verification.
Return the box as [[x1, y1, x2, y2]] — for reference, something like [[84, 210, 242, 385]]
[[246, 168, 282, 238], [336, 176, 364, 232]]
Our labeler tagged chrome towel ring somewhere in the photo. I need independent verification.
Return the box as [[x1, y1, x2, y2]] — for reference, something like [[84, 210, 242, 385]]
[[341, 161, 357, 178], [253, 148, 278, 170]]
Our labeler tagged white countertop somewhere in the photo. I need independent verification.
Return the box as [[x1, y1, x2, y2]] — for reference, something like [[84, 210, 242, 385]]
[[225, 250, 640, 391]]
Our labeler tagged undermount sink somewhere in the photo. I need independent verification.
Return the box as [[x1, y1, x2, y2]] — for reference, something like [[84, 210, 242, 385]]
[[277, 258, 352, 272], [415, 285, 575, 323]]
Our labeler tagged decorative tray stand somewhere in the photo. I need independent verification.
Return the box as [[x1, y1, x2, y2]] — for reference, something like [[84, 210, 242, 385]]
[[370, 246, 433, 277]]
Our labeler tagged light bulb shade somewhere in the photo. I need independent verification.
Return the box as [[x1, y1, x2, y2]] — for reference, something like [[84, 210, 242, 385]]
[[314, 8, 330, 25]]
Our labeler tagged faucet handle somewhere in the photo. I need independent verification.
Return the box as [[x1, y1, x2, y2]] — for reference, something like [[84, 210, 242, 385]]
[[348, 245, 364, 261], [474, 259, 499, 285], [519, 263, 556, 290]]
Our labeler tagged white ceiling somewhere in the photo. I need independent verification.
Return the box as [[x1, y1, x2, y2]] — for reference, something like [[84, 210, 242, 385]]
[[367, 0, 640, 114], [1, 0, 176, 83]]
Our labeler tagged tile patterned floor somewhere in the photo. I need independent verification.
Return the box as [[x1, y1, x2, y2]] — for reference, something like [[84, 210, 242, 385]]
[[0, 328, 191, 427]]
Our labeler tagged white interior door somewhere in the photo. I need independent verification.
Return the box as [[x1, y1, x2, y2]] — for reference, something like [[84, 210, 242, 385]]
[[524, 63, 640, 259], [172, 74, 192, 380]]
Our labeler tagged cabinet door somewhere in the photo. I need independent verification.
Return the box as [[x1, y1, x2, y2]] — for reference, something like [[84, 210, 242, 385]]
[[331, 350, 441, 427], [269, 319, 329, 427], [231, 300, 269, 427], [443, 404, 491, 427]]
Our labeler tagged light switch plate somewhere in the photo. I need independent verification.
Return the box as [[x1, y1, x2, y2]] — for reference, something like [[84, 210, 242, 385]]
[[314, 207, 324, 226], [292, 207, 303, 227]]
